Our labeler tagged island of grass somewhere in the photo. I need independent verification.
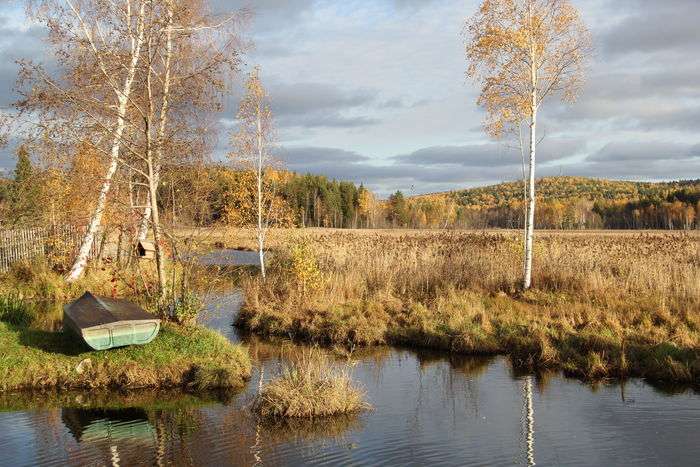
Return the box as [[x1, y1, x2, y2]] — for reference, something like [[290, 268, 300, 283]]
[[0, 318, 251, 392], [254, 350, 370, 419]]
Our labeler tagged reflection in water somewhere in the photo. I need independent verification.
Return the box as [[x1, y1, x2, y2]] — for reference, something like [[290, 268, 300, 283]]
[[62, 408, 152, 467], [2, 252, 700, 466], [61, 408, 153, 443], [521, 376, 535, 466]]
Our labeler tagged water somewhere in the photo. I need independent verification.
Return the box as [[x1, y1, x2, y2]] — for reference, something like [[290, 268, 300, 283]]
[[1, 250, 699, 466]]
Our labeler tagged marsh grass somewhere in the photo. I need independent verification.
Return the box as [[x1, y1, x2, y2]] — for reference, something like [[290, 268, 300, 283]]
[[254, 348, 370, 419], [239, 229, 700, 384]]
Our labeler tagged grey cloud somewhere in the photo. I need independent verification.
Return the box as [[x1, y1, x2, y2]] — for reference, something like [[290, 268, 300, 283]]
[[586, 141, 696, 162], [393, 144, 518, 167], [603, 12, 699, 57], [560, 159, 700, 181], [271, 82, 375, 116], [601, 0, 700, 57], [280, 146, 371, 165], [279, 113, 380, 129], [560, 140, 700, 180], [224, 80, 383, 129], [634, 106, 700, 132], [0, 19, 47, 107], [393, 138, 587, 167], [208, 0, 314, 33]]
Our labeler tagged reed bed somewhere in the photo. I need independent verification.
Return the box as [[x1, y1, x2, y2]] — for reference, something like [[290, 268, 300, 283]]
[[239, 229, 700, 384]]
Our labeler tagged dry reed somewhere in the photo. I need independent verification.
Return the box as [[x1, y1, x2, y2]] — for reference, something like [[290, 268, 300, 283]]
[[239, 229, 700, 384], [254, 348, 370, 418]]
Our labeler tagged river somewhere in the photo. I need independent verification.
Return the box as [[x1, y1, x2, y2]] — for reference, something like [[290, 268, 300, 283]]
[[1, 250, 699, 466]]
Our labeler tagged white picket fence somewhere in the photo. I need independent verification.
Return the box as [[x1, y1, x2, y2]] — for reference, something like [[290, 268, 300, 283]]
[[0, 225, 100, 272]]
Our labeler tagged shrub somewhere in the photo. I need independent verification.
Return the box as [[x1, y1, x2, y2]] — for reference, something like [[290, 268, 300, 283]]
[[288, 239, 324, 296], [169, 291, 204, 325]]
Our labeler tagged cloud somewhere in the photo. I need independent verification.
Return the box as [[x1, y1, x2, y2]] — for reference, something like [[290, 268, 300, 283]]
[[586, 141, 694, 162], [270, 82, 381, 129], [224, 80, 383, 130], [0, 15, 48, 108], [601, 0, 700, 57], [280, 146, 371, 166], [560, 140, 700, 179], [393, 138, 587, 168], [208, 0, 315, 31]]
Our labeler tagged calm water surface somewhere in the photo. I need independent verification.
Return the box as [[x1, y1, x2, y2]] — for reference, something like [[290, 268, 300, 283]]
[[1, 250, 699, 466]]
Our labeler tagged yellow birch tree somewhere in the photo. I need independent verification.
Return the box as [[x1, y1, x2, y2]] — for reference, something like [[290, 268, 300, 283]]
[[465, 0, 591, 289]]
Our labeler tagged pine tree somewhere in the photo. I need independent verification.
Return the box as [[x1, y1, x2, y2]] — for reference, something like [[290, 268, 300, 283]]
[[8, 145, 40, 225]]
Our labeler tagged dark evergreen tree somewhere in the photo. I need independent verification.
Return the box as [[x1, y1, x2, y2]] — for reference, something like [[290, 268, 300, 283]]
[[7, 145, 40, 225]]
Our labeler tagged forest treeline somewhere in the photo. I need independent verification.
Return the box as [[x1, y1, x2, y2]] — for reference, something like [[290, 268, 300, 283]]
[[1, 150, 698, 231], [441, 176, 700, 230]]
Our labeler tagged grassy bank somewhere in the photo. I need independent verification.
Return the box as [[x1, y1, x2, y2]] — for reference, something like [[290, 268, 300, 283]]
[[0, 315, 251, 391], [238, 229, 700, 384]]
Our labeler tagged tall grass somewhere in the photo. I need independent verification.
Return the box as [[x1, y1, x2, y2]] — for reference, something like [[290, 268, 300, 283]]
[[254, 348, 370, 418], [239, 230, 700, 383], [0, 294, 36, 327]]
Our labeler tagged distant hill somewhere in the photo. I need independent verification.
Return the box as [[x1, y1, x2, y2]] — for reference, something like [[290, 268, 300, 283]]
[[413, 176, 700, 208]]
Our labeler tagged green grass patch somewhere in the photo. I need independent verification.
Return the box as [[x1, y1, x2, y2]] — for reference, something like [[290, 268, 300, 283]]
[[0, 294, 37, 326], [0, 321, 251, 392]]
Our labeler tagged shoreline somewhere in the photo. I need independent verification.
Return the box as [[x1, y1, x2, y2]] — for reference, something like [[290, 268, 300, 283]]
[[0, 321, 251, 392], [235, 294, 700, 388]]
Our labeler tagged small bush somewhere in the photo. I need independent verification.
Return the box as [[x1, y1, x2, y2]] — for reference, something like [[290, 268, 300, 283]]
[[288, 239, 324, 296], [169, 291, 204, 325], [254, 349, 370, 419]]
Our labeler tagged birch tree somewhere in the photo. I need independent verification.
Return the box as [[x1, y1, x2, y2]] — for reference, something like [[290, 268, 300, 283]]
[[465, 0, 591, 289], [128, 0, 246, 295], [67, 0, 147, 282], [18, 0, 149, 282], [134, 1, 248, 243], [230, 67, 276, 279], [18, 0, 247, 287]]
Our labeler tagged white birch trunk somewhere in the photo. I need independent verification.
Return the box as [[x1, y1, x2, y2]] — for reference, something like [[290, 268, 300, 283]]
[[137, 197, 151, 241], [137, 4, 173, 243], [523, 11, 537, 291], [256, 107, 266, 279], [523, 103, 536, 289], [66, 1, 147, 282]]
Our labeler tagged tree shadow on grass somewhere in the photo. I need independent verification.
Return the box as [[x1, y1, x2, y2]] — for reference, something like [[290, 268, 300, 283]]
[[15, 326, 90, 356]]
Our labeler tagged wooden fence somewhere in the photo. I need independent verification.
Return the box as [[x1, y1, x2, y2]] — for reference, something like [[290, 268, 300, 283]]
[[0, 225, 100, 272]]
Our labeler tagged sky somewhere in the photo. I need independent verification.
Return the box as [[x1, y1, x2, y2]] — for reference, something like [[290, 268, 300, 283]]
[[0, 0, 699, 196]]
